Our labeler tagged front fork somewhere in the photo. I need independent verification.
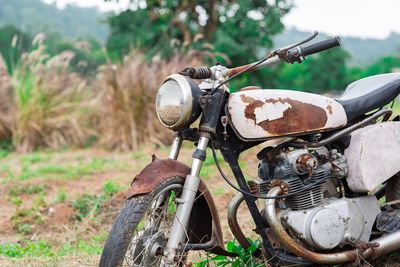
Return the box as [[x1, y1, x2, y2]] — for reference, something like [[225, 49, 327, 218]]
[[164, 135, 209, 263]]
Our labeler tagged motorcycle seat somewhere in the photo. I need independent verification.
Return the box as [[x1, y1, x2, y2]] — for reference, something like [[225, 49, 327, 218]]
[[336, 73, 400, 121]]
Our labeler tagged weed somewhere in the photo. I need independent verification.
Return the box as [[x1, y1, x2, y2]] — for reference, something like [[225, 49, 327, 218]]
[[55, 187, 68, 203], [103, 180, 121, 197], [20, 153, 50, 164], [10, 196, 22, 207], [0, 164, 15, 180], [194, 239, 263, 267], [71, 194, 105, 221], [8, 184, 46, 196], [96, 52, 202, 151], [213, 187, 226, 196], [11, 42, 93, 152], [10, 195, 47, 234], [0, 240, 53, 258], [17, 157, 120, 180]]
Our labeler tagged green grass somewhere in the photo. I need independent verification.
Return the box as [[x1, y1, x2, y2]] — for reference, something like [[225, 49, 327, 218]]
[[20, 153, 51, 164], [54, 187, 68, 203], [0, 233, 107, 258], [102, 180, 121, 197], [0, 240, 53, 258], [72, 180, 122, 221], [8, 184, 46, 197], [0, 157, 128, 181]]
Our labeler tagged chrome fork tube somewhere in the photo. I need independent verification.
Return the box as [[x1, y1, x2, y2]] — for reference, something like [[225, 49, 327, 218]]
[[168, 136, 182, 160], [165, 136, 209, 262]]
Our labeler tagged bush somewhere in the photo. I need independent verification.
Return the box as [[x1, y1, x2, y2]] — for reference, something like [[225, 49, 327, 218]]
[[10, 38, 95, 152], [95, 51, 203, 151]]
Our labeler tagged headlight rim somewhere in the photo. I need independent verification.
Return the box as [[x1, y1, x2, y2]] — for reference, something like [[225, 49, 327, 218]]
[[156, 74, 199, 131]]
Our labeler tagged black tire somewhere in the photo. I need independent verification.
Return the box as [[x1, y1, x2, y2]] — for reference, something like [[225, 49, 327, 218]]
[[386, 173, 400, 202], [100, 176, 184, 267]]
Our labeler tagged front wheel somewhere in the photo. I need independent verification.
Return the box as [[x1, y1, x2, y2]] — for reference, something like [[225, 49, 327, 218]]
[[100, 176, 184, 267]]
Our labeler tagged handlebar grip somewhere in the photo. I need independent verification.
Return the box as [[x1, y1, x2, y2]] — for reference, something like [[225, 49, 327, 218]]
[[300, 36, 341, 56], [179, 67, 212, 79]]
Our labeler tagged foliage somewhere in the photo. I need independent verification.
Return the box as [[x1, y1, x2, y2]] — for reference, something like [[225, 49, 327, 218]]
[[71, 194, 104, 221], [276, 47, 351, 92], [55, 188, 68, 203], [72, 180, 122, 220], [96, 51, 202, 150], [103, 180, 121, 197], [194, 239, 263, 267], [8, 184, 46, 197], [0, 234, 106, 258], [0, 240, 53, 258], [274, 28, 400, 66], [10, 40, 95, 152], [0, 25, 32, 73], [105, 0, 291, 64]]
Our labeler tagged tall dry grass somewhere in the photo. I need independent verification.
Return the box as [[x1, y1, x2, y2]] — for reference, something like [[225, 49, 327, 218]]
[[0, 54, 13, 141], [0, 35, 206, 152], [96, 52, 203, 151], [10, 40, 95, 152]]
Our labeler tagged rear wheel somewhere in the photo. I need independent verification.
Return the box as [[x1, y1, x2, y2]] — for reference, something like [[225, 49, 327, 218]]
[[100, 176, 185, 267]]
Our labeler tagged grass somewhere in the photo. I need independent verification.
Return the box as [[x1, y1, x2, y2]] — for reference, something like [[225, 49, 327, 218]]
[[0, 233, 107, 259], [1, 156, 127, 181], [54, 188, 68, 203], [8, 184, 46, 196], [72, 180, 122, 221]]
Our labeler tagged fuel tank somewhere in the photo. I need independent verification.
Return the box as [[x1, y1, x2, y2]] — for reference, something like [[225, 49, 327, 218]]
[[227, 89, 347, 141]]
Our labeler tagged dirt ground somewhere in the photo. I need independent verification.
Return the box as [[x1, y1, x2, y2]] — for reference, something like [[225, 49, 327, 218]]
[[0, 145, 398, 266]]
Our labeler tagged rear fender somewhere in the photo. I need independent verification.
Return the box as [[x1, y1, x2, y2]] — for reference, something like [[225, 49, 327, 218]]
[[125, 157, 235, 257]]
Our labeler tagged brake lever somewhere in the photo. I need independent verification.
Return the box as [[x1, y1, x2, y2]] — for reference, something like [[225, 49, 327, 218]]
[[272, 31, 319, 57]]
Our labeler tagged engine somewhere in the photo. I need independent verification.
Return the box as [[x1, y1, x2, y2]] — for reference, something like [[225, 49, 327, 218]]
[[257, 147, 380, 250]]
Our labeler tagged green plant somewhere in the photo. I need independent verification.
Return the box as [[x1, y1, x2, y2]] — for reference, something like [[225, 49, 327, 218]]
[[194, 239, 263, 267], [8, 184, 46, 196], [20, 153, 50, 164], [55, 187, 68, 203], [103, 180, 121, 197], [71, 194, 105, 221], [11, 40, 94, 152], [0, 240, 53, 258]]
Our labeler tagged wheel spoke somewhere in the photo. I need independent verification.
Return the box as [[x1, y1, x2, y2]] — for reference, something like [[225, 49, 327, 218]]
[[123, 185, 183, 266]]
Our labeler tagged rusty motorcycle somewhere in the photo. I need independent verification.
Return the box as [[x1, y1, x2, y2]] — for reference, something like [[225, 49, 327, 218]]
[[100, 32, 400, 266]]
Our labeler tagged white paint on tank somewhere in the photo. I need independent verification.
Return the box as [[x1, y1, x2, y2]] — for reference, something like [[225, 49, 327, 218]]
[[253, 101, 292, 123], [345, 122, 400, 192], [228, 89, 348, 140]]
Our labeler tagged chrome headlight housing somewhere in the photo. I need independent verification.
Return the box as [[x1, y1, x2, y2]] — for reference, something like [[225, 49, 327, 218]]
[[156, 74, 202, 131]]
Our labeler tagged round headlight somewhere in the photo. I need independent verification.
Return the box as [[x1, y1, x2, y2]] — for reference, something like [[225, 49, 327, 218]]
[[156, 74, 201, 131]]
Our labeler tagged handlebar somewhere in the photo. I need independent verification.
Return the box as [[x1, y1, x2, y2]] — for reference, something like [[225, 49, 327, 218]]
[[178, 35, 342, 80], [179, 67, 212, 79], [286, 36, 341, 63], [302, 36, 341, 56]]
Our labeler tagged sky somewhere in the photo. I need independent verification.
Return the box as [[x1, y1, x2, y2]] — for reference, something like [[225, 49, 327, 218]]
[[44, 0, 400, 39]]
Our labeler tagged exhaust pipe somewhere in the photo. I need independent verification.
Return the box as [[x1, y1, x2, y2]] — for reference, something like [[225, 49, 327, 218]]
[[265, 186, 400, 264]]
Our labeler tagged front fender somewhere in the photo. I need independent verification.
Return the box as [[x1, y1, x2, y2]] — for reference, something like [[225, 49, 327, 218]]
[[125, 157, 235, 257]]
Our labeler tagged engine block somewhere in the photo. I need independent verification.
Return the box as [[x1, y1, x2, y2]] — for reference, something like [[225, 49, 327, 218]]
[[280, 196, 380, 250]]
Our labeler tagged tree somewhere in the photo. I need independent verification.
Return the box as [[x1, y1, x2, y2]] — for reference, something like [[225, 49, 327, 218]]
[[276, 47, 351, 92], [105, 0, 292, 66]]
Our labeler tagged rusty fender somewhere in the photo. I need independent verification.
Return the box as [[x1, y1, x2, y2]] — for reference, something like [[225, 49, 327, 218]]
[[125, 158, 235, 257]]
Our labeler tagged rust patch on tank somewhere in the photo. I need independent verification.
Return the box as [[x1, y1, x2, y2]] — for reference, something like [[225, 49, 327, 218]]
[[326, 104, 333, 115], [241, 95, 328, 135]]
